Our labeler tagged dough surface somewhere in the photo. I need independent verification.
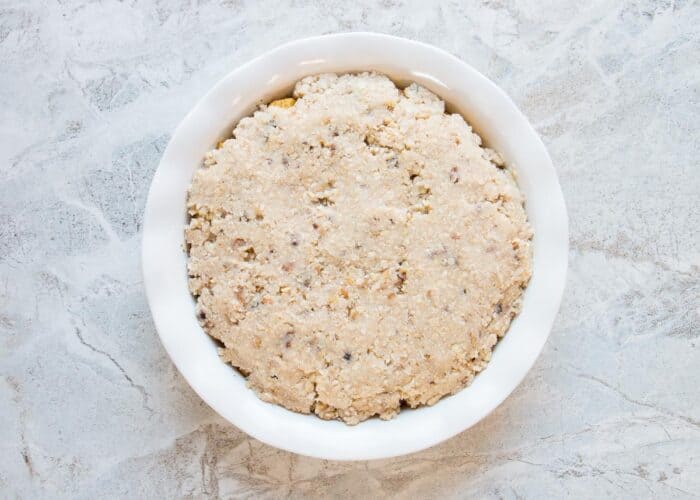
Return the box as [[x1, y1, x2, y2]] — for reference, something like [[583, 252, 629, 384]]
[[185, 73, 532, 424]]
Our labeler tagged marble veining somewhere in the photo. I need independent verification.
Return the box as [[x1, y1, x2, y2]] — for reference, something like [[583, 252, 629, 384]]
[[1, 0, 698, 498]]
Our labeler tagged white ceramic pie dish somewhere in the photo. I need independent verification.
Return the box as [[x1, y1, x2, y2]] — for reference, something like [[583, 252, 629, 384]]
[[142, 33, 568, 461]]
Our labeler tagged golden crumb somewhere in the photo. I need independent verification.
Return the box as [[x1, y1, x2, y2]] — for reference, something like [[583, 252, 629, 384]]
[[269, 97, 296, 108]]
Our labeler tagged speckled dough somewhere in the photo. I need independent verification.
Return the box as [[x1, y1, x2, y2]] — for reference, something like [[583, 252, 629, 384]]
[[185, 73, 532, 424]]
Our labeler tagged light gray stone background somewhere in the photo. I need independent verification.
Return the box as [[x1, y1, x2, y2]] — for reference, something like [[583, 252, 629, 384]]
[[1, 0, 698, 498]]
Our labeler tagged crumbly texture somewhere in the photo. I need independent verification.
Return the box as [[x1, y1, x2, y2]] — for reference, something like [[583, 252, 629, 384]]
[[185, 73, 532, 425]]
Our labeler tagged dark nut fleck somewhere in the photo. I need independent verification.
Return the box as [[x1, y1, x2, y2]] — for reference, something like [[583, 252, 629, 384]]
[[395, 269, 407, 294], [343, 352, 352, 361], [313, 196, 334, 206], [243, 247, 256, 261]]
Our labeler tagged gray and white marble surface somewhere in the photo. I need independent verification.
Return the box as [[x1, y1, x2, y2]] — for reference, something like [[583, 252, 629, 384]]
[[1, 0, 699, 498]]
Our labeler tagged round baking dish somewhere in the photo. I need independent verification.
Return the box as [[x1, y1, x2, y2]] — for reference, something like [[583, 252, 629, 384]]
[[142, 32, 568, 461]]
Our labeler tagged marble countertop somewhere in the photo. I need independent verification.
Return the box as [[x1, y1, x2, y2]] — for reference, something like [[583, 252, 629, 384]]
[[1, 0, 698, 498]]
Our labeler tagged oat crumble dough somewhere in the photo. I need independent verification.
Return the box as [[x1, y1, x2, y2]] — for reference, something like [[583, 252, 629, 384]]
[[185, 73, 533, 424]]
